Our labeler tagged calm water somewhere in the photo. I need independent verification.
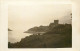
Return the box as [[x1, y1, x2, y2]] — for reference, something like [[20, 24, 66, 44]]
[[8, 31, 32, 43]]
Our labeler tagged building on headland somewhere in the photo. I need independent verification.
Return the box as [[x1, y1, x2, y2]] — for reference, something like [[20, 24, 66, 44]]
[[49, 20, 71, 29], [54, 20, 59, 25], [49, 20, 59, 29]]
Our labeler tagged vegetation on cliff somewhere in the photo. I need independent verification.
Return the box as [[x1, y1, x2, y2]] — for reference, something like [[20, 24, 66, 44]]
[[8, 23, 72, 48]]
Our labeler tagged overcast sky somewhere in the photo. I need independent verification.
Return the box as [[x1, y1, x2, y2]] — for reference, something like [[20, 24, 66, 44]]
[[8, 4, 71, 32]]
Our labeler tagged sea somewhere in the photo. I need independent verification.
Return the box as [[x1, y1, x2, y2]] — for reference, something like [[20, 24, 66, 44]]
[[8, 31, 32, 43]]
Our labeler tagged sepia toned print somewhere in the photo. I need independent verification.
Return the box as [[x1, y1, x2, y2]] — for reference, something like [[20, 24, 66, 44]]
[[8, 4, 72, 48]]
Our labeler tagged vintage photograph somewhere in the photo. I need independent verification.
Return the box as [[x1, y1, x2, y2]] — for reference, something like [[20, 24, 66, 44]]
[[8, 4, 72, 48]]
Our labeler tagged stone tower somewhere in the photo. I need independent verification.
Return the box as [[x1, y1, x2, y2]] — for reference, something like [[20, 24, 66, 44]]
[[54, 20, 59, 25]]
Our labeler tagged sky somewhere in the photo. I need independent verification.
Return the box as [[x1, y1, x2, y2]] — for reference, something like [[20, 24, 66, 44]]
[[8, 4, 72, 32]]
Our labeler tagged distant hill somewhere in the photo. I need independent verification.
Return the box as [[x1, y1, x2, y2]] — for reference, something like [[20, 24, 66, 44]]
[[8, 28, 12, 31], [24, 20, 59, 34], [24, 26, 49, 34]]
